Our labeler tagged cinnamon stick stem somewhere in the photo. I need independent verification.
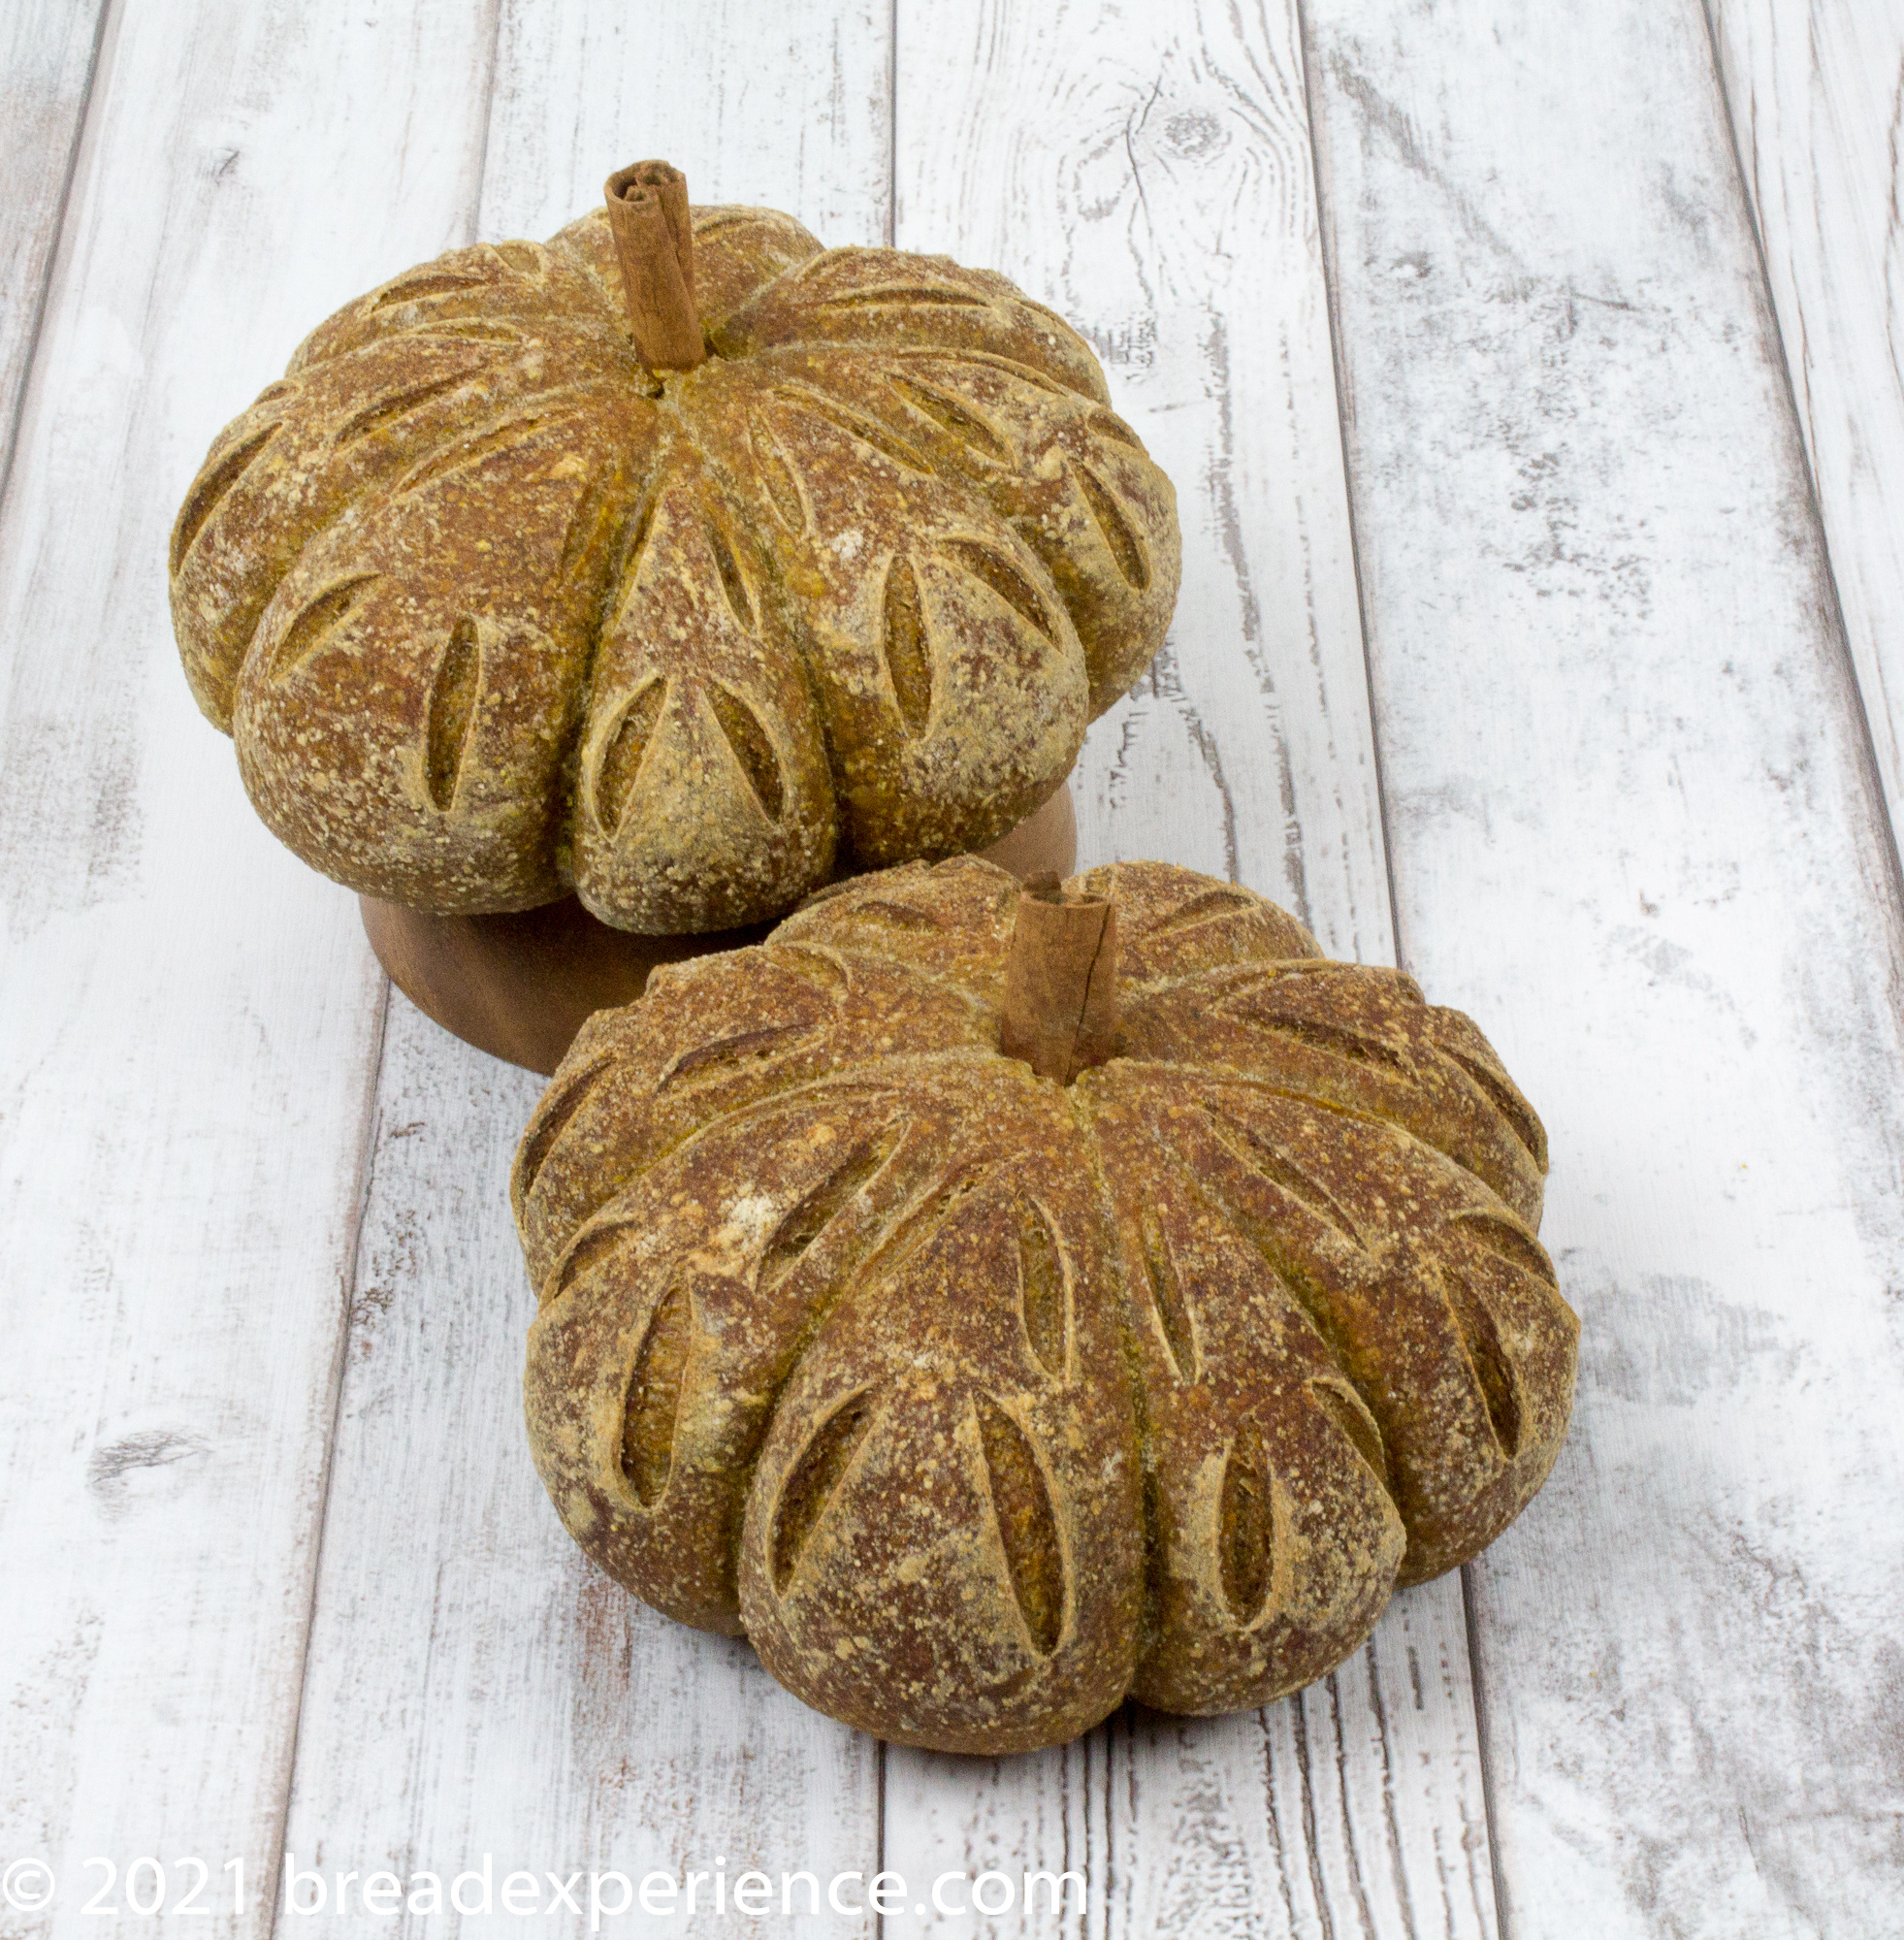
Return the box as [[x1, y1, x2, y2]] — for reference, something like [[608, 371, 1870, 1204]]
[[603, 160, 704, 370], [1000, 876, 1119, 1083]]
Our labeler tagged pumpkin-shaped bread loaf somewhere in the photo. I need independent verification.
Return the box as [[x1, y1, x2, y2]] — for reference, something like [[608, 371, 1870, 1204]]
[[169, 162, 1180, 933], [513, 857, 1577, 1754]]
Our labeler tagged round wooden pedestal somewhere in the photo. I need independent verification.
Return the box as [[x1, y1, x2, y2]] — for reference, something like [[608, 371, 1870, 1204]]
[[360, 786, 1078, 1075]]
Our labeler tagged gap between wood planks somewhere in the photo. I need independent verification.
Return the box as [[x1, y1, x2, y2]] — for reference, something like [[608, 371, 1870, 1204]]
[[263, 0, 507, 1923], [1696, 0, 1904, 907], [1289, 5, 1519, 1933], [0, 0, 113, 525]]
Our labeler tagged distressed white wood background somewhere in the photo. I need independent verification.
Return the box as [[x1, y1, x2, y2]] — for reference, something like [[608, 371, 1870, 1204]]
[[1, 1, 1900, 1935]]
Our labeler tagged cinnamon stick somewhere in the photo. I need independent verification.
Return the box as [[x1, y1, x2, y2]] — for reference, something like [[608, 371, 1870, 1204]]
[[1000, 875, 1119, 1083], [603, 160, 704, 370]]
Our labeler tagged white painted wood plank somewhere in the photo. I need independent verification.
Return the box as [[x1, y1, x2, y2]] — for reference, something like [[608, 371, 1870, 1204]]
[[281, 1004, 879, 1938], [1707, 0, 1904, 848], [0, 3, 500, 1931], [279, 4, 893, 1928], [0, 0, 106, 494], [1305, 2, 1904, 1933], [882, 5, 1495, 1936], [892, 0, 1390, 965], [481, 0, 891, 246]]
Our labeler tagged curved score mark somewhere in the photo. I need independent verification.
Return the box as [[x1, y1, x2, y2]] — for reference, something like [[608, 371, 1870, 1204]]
[[1199, 1108, 1363, 1250], [491, 241, 551, 280], [556, 458, 624, 582], [1141, 1211, 1199, 1382], [974, 1391, 1065, 1656], [1455, 1212, 1560, 1289], [1073, 462, 1150, 591], [706, 524, 756, 632], [659, 1020, 812, 1092], [772, 384, 932, 475], [759, 1137, 891, 1295], [941, 540, 1053, 639], [371, 269, 486, 311], [887, 372, 1013, 466], [1238, 1012, 1412, 1078], [818, 285, 990, 310], [513, 1054, 615, 1217], [594, 678, 666, 834], [1086, 410, 1145, 451], [750, 414, 808, 534], [1308, 1376, 1390, 1492], [269, 573, 379, 680], [706, 684, 785, 823], [1439, 1260, 1524, 1460], [1445, 1048, 1549, 1171], [413, 320, 523, 346], [425, 617, 481, 812], [832, 895, 945, 932], [767, 943, 851, 1000], [622, 1277, 694, 1506], [772, 1389, 880, 1593], [1217, 1425, 1275, 1627], [335, 369, 480, 445], [396, 411, 558, 499], [1017, 1201, 1068, 1378], [171, 422, 277, 573], [881, 555, 933, 737], [1152, 887, 1266, 937]]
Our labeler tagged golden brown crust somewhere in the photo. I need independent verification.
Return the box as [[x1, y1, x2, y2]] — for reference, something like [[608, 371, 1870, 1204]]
[[511, 858, 1577, 1752], [171, 205, 1181, 933]]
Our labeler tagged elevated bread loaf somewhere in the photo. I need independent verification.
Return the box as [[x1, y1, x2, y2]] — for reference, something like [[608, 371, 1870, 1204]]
[[170, 178, 1179, 934]]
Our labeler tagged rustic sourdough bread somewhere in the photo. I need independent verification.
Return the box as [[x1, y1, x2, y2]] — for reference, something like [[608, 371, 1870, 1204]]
[[512, 858, 1576, 1753]]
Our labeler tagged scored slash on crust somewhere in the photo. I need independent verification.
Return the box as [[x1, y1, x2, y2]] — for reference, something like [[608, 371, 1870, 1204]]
[[972, 1390, 1066, 1656], [1216, 1424, 1279, 1629], [369, 269, 488, 311], [333, 367, 487, 446], [1070, 461, 1150, 591], [424, 617, 481, 812], [267, 573, 380, 681], [170, 422, 278, 575], [621, 1274, 694, 1506], [1017, 1199, 1069, 1379], [1141, 1209, 1201, 1382], [771, 1387, 881, 1594], [592, 678, 666, 834], [885, 372, 1014, 466], [880, 556, 932, 737]]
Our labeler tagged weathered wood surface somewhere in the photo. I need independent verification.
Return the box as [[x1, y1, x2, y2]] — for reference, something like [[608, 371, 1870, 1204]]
[[0, 2, 496, 1934], [1707, 0, 1904, 838], [282, 1006, 882, 1937], [896, 0, 1391, 965], [6, 0, 1904, 1933], [0, 0, 106, 503], [1306, 2, 1904, 1934]]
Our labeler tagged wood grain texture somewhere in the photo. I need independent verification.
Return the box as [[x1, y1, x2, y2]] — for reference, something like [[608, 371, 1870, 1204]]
[[882, 5, 1495, 1935], [894, 0, 1390, 966], [281, 1002, 880, 1936], [0, 2, 500, 1931], [0, 0, 106, 506], [1706, 0, 1904, 843], [1306, 1, 1904, 1933], [274, 4, 894, 1930], [479, 0, 891, 243]]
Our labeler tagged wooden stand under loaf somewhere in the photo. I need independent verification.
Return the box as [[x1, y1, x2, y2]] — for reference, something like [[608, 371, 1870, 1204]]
[[362, 784, 1076, 1073]]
